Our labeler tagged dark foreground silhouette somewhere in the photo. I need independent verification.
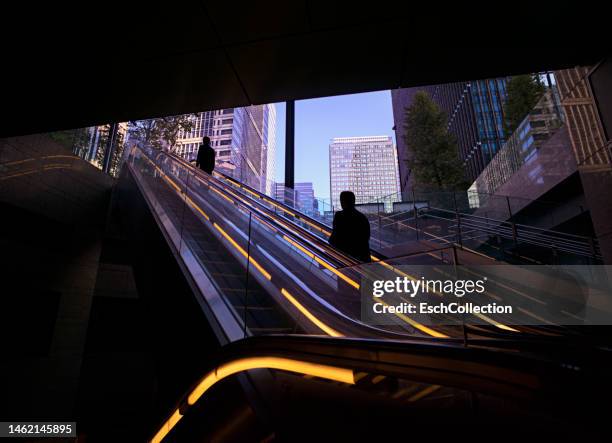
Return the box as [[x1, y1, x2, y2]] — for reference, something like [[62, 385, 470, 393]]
[[196, 136, 215, 174], [329, 191, 371, 263]]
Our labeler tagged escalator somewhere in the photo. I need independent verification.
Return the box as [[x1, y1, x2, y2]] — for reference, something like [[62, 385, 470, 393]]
[[126, 146, 611, 344], [126, 145, 461, 341]]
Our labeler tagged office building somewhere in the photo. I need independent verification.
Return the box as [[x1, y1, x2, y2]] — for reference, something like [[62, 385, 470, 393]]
[[175, 104, 276, 193], [392, 78, 510, 193], [469, 87, 565, 198], [329, 136, 400, 211]]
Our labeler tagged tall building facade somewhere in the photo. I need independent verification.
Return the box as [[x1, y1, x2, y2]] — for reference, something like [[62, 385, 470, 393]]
[[555, 64, 612, 263], [329, 136, 400, 211], [469, 88, 565, 198], [392, 78, 510, 193], [175, 104, 276, 193]]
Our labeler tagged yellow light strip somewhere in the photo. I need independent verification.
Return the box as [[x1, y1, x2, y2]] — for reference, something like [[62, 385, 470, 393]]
[[300, 218, 331, 235], [408, 384, 441, 402], [151, 408, 182, 443], [211, 186, 234, 203], [264, 198, 296, 217], [0, 165, 71, 181], [221, 172, 329, 236], [243, 186, 262, 199], [472, 312, 519, 332], [230, 180, 329, 236], [314, 256, 360, 289], [371, 375, 386, 384], [280, 288, 343, 337], [282, 235, 360, 290], [256, 217, 278, 233], [162, 175, 182, 193], [213, 223, 272, 280], [185, 196, 210, 220], [283, 235, 316, 258], [187, 357, 355, 406], [375, 299, 449, 338]]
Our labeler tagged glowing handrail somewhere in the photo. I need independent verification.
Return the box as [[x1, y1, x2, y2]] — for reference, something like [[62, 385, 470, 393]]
[[151, 356, 354, 443]]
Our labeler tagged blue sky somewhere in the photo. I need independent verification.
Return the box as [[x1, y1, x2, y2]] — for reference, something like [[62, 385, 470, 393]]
[[273, 90, 396, 202]]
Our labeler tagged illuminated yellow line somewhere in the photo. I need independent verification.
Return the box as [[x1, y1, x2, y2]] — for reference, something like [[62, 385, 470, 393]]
[[354, 372, 368, 382], [222, 176, 241, 187], [222, 172, 328, 235], [472, 312, 519, 331], [1, 154, 75, 167], [300, 218, 331, 235], [161, 174, 182, 193], [214, 223, 271, 280], [236, 184, 328, 235], [256, 217, 278, 233], [408, 384, 441, 402], [0, 165, 71, 180], [151, 408, 182, 443], [185, 196, 210, 220], [148, 161, 182, 194], [243, 186, 262, 199], [372, 375, 385, 384], [283, 235, 316, 258], [264, 198, 296, 216], [282, 236, 360, 289], [153, 355, 354, 442], [314, 257, 360, 289], [211, 186, 234, 203], [44, 163, 71, 168], [376, 299, 448, 338], [281, 288, 343, 337], [187, 357, 354, 406]]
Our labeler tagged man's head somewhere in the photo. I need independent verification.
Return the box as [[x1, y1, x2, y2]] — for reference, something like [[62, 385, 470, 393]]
[[340, 191, 356, 211], [202, 136, 211, 146]]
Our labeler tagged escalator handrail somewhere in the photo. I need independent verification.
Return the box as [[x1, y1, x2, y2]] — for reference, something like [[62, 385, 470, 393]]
[[150, 333, 612, 443], [156, 148, 367, 267], [133, 146, 468, 341], [141, 147, 357, 269], [212, 169, 388, 261]]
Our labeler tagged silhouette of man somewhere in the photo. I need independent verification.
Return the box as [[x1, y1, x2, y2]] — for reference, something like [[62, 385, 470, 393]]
[[329, 191, 371, 262], [196, 136, 215, 174]]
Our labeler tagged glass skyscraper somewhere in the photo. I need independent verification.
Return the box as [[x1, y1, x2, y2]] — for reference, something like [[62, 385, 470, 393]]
[[392, 77, 510, 189], [175, 104, 276, 193]]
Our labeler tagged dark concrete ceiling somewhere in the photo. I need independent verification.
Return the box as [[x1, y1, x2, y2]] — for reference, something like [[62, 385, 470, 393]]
[[2, 1, 609, 137]]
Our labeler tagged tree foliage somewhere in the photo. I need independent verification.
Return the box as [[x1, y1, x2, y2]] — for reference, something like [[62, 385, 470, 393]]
[[503, 74, 545, 134], [48, 128, 91, 156], [130, 114, 197, 152], [94, 124, 125, 177], [403, 91, 467, 190]]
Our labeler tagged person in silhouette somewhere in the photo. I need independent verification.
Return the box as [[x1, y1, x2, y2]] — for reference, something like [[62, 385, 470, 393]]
[[196, 136, 215, 174], [329, 191, 371, 263]]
